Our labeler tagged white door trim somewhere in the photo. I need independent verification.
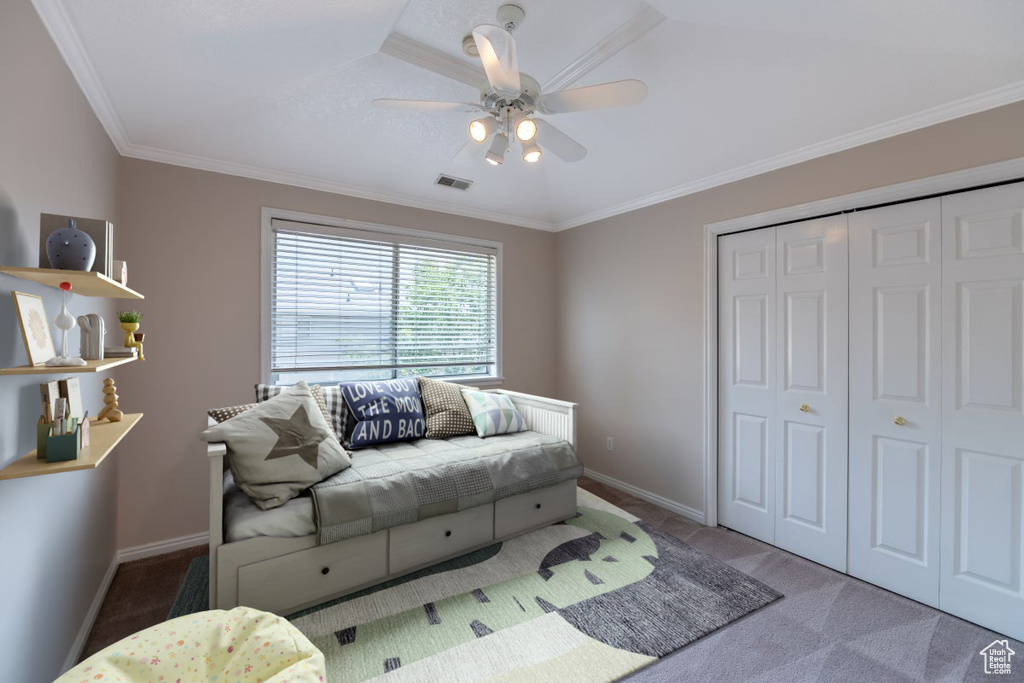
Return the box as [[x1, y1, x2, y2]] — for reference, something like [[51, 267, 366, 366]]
[[702, 156, 1024, 528]]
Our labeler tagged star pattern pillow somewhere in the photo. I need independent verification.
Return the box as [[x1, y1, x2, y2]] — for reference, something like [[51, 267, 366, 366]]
[[202, 381, 352, 509], [253, 384, 340, 439], [460, 389, 528, 438], [419, 376, 477, 438]]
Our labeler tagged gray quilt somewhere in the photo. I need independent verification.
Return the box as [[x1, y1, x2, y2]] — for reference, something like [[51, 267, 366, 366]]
[[310, 430, 582, 545]]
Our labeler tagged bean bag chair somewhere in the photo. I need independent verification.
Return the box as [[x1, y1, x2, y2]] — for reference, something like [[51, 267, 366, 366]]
[[57, 607, 325, 683]]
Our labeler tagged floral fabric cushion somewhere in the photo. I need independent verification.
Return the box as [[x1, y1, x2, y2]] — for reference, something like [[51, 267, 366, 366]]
[[418, 376, 477, 438], [56, 607, 325, 683]]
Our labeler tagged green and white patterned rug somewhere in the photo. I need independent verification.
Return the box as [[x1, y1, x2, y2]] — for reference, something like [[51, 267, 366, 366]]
[[172, 488, 781, 681]]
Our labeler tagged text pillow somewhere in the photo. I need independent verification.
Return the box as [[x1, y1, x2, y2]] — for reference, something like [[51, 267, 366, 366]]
[[340, 378, 426, 449], [461, 390, 528, 437], [419, 376, 477, 438], [202, 381, 351, 509]]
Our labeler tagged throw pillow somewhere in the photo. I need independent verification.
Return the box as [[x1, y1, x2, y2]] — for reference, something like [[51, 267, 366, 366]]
[[419, 376, 477, 438], [208, 403, 256, 423], [461, 389, 528, 437], [254, 383, 340, 439], [340, 378, 426, 448], [202, 381, 351, 509]]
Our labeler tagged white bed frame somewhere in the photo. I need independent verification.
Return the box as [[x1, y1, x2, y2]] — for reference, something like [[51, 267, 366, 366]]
[[206, 389, 578, 615]]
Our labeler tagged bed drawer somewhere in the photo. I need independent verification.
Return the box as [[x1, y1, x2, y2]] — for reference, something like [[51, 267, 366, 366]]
[[237, 530, 387, 615], [495, 480, 578, 539], [389, 504, 494, 575]]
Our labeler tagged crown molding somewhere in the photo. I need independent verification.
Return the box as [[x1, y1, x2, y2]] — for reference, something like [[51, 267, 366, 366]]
[[704, 156, 1024, 236], [553, 79, 1024, 231], [121, 143, 558, 231], [32, 0, 130, 152], [541, 5, 666, 94], [380, 32, 485, 89]]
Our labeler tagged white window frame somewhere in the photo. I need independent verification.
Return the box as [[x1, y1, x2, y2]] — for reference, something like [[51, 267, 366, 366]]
[[261, 207, 504, 387]]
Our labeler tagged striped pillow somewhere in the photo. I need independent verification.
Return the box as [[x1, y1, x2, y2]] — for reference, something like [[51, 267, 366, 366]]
[[253, 384, 340, 440]]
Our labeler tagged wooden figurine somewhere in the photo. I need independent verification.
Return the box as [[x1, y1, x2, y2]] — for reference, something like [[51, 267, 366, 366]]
[[97, 377, 123, 422]]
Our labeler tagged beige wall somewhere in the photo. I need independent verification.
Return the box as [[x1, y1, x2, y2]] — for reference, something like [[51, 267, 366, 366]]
[[0, 0, 121, 680], [115, 158, 559, 548], [555, 101, 1024, 517]]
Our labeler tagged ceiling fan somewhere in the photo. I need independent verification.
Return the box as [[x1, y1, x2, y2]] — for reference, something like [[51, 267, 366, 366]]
[[372, 4, 648, 166]]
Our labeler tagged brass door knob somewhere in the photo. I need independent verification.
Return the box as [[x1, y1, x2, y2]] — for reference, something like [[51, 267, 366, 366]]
[[799, 403, 811, 412], [893, 416, 907, 426]]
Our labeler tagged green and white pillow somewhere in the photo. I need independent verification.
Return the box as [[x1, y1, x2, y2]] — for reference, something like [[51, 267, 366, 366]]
[[461, 389, 528, 438], [202, 380, 352, 509]]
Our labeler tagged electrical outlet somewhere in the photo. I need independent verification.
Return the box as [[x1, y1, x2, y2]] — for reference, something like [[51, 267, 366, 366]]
[[606, 436, 613, 451]]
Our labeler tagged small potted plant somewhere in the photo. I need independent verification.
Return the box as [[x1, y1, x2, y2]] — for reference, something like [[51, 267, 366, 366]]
[[116, 310, 145, 361]]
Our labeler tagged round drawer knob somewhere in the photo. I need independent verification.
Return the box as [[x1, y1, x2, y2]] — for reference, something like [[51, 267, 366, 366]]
[[445, 530, 452, 537], [321, 567, 330, 575], [535, 503, 542, 509], [894, 416, 907, 426], [799, 403, 811, 412]]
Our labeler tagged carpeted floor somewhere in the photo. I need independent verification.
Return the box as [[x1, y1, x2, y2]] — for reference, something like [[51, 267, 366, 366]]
[[83, 477, 1023, 681], [167, 487, 781, 680]]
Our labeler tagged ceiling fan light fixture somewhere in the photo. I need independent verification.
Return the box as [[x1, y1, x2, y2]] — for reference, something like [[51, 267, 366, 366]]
[[485, 132, 508, 165], [522, 142, 542, 163], [515, 117, 537, 142], [469, 117, 496, 142]]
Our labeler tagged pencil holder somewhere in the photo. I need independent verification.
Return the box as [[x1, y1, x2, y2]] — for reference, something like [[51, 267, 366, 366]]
[[46, 425, 81, 463], [37, 417, 52, 460]]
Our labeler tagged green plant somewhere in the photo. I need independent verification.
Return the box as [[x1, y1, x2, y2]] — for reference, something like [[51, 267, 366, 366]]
[[116, 310, 143, 324]]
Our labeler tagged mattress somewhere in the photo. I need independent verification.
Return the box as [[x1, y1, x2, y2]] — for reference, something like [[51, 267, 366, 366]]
[[223, 430, 580, 544], [223, 471, 316, 543]]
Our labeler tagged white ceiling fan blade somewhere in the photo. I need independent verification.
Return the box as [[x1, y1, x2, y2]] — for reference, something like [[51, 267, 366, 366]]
[[372, 99, 482, 113], [472, 25, 521, 98], [539, 79, 648, 115], [536, 120, 587, 163]]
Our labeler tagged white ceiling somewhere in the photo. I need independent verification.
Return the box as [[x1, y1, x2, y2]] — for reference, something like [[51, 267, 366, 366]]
[[34, 0, 1024, 230]]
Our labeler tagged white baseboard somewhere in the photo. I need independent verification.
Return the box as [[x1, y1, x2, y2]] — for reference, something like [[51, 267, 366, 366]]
[[584, 468, 706, 525], [62, 531, 210, 673], [116, 531, 210, 564], [62, 554, 118, 673]]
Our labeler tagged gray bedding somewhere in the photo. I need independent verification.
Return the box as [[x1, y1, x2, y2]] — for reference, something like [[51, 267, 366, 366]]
[[311, 430, 582, 545], [223, 472, 315, 542]]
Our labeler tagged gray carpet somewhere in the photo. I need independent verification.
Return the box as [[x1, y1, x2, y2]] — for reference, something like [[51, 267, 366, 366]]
[[620, 523, 1024, 683]]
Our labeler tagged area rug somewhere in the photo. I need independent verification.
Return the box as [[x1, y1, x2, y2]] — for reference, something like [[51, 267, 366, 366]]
[[171, 488, 781, 681]]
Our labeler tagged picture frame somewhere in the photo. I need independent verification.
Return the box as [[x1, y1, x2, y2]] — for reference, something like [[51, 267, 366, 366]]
[[12, 291, 56, 366]]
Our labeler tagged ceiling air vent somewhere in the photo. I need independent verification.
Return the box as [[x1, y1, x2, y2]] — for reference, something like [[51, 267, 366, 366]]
[[436, 174, 473, 191]]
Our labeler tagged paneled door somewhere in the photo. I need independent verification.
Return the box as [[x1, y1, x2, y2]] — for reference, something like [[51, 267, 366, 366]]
[[718, 228, 777, 544], [848, 199, 943, 606], [774, 217, 849, 572], [940, 183, 1024, 640]]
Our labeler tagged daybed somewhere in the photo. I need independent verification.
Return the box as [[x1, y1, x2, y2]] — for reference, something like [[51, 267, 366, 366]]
[[206, 388, 579, 615]]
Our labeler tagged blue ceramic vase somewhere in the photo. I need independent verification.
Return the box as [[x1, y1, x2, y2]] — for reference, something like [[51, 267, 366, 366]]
[[46, 218, 96, 271]]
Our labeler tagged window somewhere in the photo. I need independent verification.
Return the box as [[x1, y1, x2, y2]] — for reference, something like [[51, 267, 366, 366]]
[[264, 216, 500, 386]]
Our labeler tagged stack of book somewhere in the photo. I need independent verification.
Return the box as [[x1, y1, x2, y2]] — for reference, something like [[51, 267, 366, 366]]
[[105, 346, 138, 358]]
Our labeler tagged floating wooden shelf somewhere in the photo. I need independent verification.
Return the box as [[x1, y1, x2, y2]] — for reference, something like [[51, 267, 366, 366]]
[[0, 356, 137, 376], [0, 413, 143, 480], [0, 266, 143, 299]]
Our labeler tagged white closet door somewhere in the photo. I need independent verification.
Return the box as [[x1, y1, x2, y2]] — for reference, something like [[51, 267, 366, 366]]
[[774, 216, 848, 572], [940, 183, 1024, 640], [848, 199, 943, 606], [718, 228, 777, 544]]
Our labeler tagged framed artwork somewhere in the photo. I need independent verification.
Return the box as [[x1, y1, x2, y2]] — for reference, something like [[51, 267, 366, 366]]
[[12, 291, 56, 366]]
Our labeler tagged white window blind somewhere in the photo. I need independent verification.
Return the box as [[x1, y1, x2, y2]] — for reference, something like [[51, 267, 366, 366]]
[[269, 220, 498, 385]]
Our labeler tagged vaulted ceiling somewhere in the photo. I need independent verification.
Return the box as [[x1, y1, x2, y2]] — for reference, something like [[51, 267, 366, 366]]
[[34, 0, 1024, 230]]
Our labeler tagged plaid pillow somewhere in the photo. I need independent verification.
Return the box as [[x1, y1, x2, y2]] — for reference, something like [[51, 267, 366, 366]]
[[419, 376, 477, 438]]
